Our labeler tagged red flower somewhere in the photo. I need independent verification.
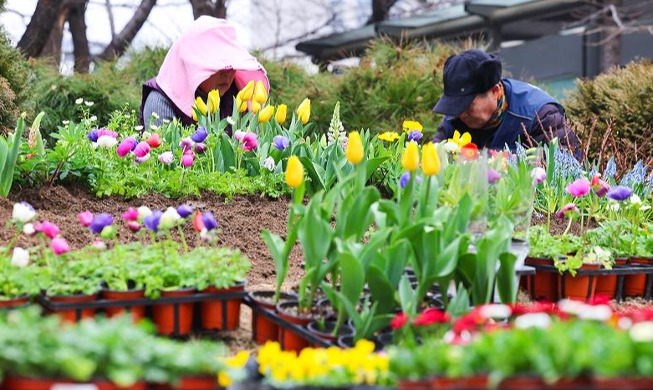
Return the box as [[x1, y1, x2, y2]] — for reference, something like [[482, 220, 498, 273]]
[[146, 133, 161, 148], [413, 308, 450, 326], [192, 211, 205, 232], [390, 312, 409, 329], [461, 143, 479, 160]]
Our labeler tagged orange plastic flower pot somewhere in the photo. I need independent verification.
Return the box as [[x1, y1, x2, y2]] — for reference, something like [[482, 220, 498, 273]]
[[200, 283, 244, 331], [152, 288, 195, 336]]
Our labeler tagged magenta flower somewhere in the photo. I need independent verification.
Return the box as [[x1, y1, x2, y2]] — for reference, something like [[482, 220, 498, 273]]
[[242, 132, 258, 151], [126, 221, 141, 232], [116, 137, 137, 157], [607, 185, 633, 201], [121, 207, 139, 221], [135, 154, 150, 164], [50, 237, 70, 255], [181, 150, 195, 167], [133, 141, 151, 158], [96, 128, 119, 138], [556, 203, 579, 219], [565, 178, 591, 197], [487, 169, 501, 184], [77, 211, 94, 227], [591, 176, 610, 197], [37, 221, 61, 239]]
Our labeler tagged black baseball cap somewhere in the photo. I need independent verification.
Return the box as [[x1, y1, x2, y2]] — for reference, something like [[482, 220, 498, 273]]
[[433, 49, 502, 117]]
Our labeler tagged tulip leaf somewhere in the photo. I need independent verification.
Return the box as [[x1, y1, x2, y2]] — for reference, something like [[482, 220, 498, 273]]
[[497, 251, 519, 303], [364, 156, 389, 181], [366, 265, 396, 314], [0, 116, 25, 197], [343, 186, 381, 241], [218, 133, 235, 172], [339, 252, 365, 307], [298, 156, 326, 192]]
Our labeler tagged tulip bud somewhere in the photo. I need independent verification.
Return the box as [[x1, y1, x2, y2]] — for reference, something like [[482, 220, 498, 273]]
[[258, 105, 275, 123], [236, 97, 248, 113], [253, 80, 268, 104], [207, 89, 220, 114], [238, 80, 255, 101], [250, 101, 261, 114], [421, 142, 440, 176], [275, 104, 287, 124], [296, 98, 311, 125], [346, 131, 364, 165], [402, 142, 420, 172], [193, 96, 208, 118], [285, 156, 304, 188]]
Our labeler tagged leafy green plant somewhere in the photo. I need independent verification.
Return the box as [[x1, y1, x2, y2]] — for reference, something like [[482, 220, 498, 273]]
[[0, 114, 25, 196]]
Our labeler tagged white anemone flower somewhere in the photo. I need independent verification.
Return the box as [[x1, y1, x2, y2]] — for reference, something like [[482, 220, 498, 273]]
[[11, 247, 29, 267]]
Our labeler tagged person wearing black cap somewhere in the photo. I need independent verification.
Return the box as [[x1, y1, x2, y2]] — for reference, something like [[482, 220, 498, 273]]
[[432, 49, 579, 152]]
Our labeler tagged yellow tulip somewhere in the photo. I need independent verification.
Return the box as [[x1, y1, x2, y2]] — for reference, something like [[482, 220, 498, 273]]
[[401, 141, 420, 171], [258, 105, 275, 123], [296, 98, 311, 124], [236, 97, 248, 113], [285, 156, 304, 188], [346, 131, 364, 165], [207, 89, 220, 114], [275, 104, 287, 124], [250, 101, 261, 114], [238, 80, 255, 101], [421, 142, 440, 176], [193, 96, 208, 118], [253, 80, 268, 104]]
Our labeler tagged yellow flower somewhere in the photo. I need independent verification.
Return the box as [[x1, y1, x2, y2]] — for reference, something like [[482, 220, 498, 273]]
[[218, 371, 231, 387], [296, 98, 311, 124], [402, 120, 423, 133], [448, 130, 472, 148], [421, 142, 440, 176], [237, 80, 255, 101], [192, 96, 208, 121], [378, 131, 400, 142], [258, 105, 275, 123], [253, 80, 268, 104], [236, 97, 248, 113], [275, 104, 287, 124], [207, 89, 220, 114], [250, 101, 262, 114], [285, 156, 304, 188], [346, 131, 364, 165], [401, 141, 420, 171]]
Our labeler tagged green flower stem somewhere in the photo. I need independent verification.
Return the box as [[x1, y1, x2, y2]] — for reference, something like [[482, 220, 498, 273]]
[[177, 224, 189, 253]]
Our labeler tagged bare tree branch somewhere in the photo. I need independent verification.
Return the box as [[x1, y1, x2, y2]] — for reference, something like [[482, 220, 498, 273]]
[[16, 0, 66, 58], [96, 0, 157, 62]]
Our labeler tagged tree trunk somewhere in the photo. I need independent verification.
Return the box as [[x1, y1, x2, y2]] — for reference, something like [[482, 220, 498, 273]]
[[97, 0, 157, 62], [39, 6, 70, 67], [366, 0, 399, 25], [16, 0, 66, 58], [600, 0, 623, 73], [67, 0, 91, 73], [190, 0, 227, 19]]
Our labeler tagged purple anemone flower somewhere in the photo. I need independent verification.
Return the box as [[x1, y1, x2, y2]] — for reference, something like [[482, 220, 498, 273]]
[[201, 211, 218, 231], [89, 213, 113, 235], [87, 129, 99, 142], [177, 204, 193, 218], [407, 130, 423, 142], [191, 126, 208, 143], [607, 185, 633, 201], [399, 171, 422, 189], [144, 210, 163, 232], [272, 135, 290, 151]]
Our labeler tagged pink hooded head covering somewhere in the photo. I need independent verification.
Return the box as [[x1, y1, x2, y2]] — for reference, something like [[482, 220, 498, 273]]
[[155, 16, 269, 118]]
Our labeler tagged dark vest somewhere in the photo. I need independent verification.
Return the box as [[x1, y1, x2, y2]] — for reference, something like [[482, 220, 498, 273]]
[[439, 79, 563, 150]]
